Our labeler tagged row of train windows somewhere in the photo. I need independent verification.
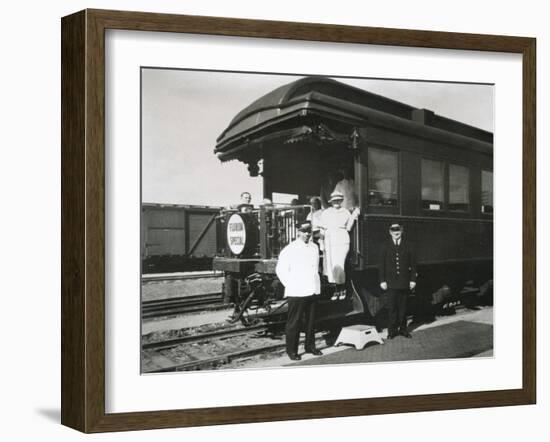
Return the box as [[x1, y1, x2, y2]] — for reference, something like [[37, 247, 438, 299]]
[[367, 148, 493, 214]]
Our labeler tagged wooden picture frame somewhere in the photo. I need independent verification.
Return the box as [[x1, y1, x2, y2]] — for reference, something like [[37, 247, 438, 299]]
[[61, 9, 536, 433]]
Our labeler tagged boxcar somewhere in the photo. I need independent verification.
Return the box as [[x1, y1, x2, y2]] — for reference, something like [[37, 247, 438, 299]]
[[141, 203, 222, 273], [212, 76, 493, 325]]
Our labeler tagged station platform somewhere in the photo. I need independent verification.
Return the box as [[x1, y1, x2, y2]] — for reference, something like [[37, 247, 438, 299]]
[[290, 309, 493, 367], [141, 271, 222, 281], [141, 274, 223, 303]]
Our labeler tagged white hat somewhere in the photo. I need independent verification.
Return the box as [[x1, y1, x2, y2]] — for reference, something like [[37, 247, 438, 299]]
[[329, 191, 345, 203]]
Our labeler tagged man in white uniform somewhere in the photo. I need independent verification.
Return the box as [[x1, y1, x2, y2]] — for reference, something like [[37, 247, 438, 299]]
[[276, 222, 323, 361]]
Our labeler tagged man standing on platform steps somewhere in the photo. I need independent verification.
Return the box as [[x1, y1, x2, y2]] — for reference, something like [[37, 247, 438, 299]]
[[379, 223, 417, 339], [276, 222, 323, 361]]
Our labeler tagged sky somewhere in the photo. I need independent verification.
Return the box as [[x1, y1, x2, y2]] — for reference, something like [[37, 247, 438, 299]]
[[141, 69, 493, 206]]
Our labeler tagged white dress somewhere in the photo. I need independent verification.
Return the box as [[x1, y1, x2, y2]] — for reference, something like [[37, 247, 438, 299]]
[[320, 207, 355, 284]]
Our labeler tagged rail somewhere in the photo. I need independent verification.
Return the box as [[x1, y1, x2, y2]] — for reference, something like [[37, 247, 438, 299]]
[[218, 205, 312, 259], [261, 205, 310, 258], [141, 292, 228, 319], [217, 204, 364, 263]]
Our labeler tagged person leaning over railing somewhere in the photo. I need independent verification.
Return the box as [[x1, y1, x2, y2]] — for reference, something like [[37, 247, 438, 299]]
[[230, 191, 254, 213]]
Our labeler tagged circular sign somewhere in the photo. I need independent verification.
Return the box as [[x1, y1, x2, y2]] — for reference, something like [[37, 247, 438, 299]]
[[226, 213, 247, 255]]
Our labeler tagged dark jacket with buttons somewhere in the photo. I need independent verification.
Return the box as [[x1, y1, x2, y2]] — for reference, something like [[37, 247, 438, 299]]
[[379, 238, 417, 289]]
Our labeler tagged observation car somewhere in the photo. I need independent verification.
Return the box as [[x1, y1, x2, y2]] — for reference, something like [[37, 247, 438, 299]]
[[212, 76, 493, 326]]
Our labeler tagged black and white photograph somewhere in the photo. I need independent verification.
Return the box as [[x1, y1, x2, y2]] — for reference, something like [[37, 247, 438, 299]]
[[140, 69, 494, 373], [5, 0, 547, 438]]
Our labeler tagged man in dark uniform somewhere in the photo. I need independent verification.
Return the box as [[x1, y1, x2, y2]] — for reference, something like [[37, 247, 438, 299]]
[[379, 223, 417, 339]]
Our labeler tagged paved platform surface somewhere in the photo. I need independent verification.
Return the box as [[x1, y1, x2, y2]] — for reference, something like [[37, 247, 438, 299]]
[[141, 277, 223, 302], [142, 271, 222, 281], [290, 319, 493, 367]]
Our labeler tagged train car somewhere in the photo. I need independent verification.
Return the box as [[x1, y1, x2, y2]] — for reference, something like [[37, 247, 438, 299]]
[[141, 203, 222, 273], [212, 76, 493, 326]]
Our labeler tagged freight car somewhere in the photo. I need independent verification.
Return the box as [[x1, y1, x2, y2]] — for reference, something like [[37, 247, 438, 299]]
[[212, 76, 493, 326], [141, 203, 222, 274]]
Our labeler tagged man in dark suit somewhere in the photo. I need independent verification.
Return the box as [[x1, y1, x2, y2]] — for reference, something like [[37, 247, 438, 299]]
[[379, 223, 417, 339]]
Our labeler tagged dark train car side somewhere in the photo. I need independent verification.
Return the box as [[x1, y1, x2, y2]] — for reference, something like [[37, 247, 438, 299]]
[[350, 112, 493, 318], [212, 76, 493, 325]]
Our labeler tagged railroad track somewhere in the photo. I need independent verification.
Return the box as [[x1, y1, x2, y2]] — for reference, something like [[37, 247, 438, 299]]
[[142, 292, 228, 319], [147, 342, 288, 372], [143, 321, 290, 372], [143, 323, 269, 350]]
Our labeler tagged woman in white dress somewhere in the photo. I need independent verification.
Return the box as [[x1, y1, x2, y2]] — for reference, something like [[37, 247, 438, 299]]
[[320, 191, 360, 300]]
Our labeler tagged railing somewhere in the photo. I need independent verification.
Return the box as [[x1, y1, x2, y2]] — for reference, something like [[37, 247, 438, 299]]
[[217, 205, 310, 259], [218, 205, 362, 265], [259, 205, 310, 259]]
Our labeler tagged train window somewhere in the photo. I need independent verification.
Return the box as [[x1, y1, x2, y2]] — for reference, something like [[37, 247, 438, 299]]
[[367, 148, 398, 206], [421, 159, 444, 210], [481, 170, 493, 214], [449, 164, 470, 211]]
